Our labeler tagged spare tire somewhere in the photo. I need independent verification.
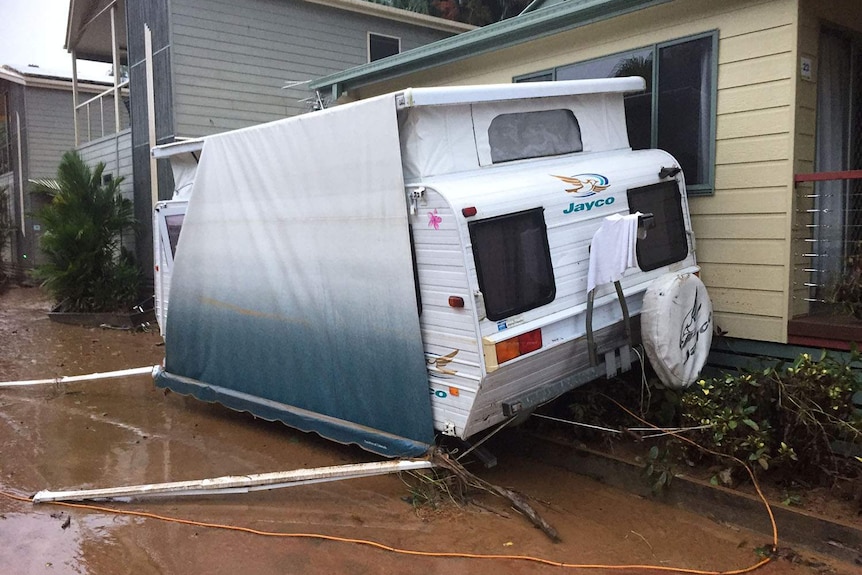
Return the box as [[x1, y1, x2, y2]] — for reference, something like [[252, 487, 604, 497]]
[[641, 272, 713, 389]]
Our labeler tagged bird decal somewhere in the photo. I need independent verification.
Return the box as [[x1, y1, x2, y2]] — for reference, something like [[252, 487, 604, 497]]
[[552, 174, 610, 197], [427, 350, 459, 375]]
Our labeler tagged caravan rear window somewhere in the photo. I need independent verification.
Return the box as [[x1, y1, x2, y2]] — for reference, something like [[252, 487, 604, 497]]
[[627, 180, 688, 271], [469, 208, 555, 321], [488, 109, 582, 163], [165, 214, 185, 258]]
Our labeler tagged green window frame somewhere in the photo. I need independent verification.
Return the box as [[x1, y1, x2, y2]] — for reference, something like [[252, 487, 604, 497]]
[[514, 31, 718, 196]]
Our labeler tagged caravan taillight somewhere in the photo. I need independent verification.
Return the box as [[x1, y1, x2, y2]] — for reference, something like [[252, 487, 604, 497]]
[[495, 329, 543, 364], [462, 207, 477, 217]]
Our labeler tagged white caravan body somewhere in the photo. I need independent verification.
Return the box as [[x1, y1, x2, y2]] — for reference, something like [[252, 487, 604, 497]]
[[152, 79, 704, 457]]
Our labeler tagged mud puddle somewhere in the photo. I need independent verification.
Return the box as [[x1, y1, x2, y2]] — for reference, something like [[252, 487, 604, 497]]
[[0, 286, 855, 574]]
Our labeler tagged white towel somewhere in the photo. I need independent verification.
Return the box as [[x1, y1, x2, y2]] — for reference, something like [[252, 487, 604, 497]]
[[587, 213, 641, 294]]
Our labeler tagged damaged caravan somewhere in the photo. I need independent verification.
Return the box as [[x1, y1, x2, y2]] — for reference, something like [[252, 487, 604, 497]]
[[152, 78, 712, 457]]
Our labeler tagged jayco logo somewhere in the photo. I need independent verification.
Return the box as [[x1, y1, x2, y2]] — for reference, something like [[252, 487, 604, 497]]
[[553, 173, 613, 214], [563, 196, 615, 213]]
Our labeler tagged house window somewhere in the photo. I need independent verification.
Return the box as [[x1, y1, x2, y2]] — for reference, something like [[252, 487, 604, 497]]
[[627, 180, 688, 271], [369, 33, 400, 63], [469, 208, 556, 321], [518, 32, 717, 194], [488, 109, 582, 163]]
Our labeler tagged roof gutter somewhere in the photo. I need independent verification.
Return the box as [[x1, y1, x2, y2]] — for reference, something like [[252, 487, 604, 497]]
[[304, 0, 475, 33], [310, 0, 671, 98], [0, 67, 112, 92]]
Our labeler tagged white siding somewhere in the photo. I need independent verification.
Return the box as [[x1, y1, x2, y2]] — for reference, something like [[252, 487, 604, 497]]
[[412, 189, 481, 436]]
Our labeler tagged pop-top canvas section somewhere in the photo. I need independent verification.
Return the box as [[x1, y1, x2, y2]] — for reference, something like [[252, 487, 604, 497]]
[[397, 78, 642, 181]]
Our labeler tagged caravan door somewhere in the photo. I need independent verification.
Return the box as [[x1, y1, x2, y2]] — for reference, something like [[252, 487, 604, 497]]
[[153, 200, 188, 336]]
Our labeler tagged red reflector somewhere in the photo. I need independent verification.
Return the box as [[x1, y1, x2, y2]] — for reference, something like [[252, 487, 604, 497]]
[[448, 296, 464, 308], [495, 339, 520, 364], [495, 328, 543, 365], [155, 265, 159, 272], [462, 206, 477, 217], [518, 329, 542, 354]]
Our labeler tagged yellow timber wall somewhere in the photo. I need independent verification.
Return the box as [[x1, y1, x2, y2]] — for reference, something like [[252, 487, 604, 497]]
[[353, 0, 801, 344]]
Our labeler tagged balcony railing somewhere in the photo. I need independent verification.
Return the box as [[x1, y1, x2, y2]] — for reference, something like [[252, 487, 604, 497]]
[[74, 80, 129, 145], [791, 170, 862, 348]]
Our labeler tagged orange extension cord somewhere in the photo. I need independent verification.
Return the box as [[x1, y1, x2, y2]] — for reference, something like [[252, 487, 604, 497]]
[[0, 402, 779, 575]]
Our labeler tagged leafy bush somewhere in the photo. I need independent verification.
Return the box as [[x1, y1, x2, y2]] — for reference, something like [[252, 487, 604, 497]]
[[31, 150, 139, 312], [831, 240, 862, 319], [681, 351, 862, 484]]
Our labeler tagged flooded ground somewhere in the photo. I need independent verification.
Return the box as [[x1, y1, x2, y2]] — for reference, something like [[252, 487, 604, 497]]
[[0, 286, 856, 574]]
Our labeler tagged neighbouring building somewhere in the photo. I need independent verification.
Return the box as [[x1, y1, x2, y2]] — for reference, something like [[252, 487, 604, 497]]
[[0, 64, 127, 277], [64, 0, 473, 282], [310, 0, 862, 351]]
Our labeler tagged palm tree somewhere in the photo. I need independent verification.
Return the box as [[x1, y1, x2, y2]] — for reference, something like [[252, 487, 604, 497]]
[[31, 150, 139, 312]]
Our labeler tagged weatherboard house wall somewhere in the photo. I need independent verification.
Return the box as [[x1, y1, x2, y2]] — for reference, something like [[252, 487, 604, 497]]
[[0, 66, 125, 271], [113, 0, 471, 281], [310, 0, 862, 348]]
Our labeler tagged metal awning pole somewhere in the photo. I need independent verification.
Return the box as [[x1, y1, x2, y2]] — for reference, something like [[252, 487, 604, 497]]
[[0, 366, 158, 388], [33, 459, 434, 502]]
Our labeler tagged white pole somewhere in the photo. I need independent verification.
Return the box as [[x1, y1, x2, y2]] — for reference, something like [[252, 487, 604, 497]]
[[0, 365, 158, 388], [71, 50, 79, 146], [15, 113, 24, 237], [145, 24, 159, 208], [111, 4, 121, 134], [33, 459, 434, 502]]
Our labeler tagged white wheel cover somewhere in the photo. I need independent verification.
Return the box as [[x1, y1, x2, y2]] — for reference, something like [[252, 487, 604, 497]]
[[641, 273, 713, 389]]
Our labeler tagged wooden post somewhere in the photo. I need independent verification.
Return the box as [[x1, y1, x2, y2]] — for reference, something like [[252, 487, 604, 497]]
[[145, 24, 158, 208]]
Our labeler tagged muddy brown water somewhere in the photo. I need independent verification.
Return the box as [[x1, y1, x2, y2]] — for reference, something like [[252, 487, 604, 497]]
[[0, 286, 855, 574]]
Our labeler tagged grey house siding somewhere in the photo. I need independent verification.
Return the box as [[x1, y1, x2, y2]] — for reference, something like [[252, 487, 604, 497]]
[[24, 87, 77, 180], [121, 0, 459, 282], [78, 129, 135, 257], [77, 129, 134, 203], [1, 81, 36, 270], [170, 0, 454, 136]]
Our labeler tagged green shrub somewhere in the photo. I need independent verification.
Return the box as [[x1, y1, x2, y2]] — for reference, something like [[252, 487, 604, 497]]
[[680, 351, 862, 484], [31, 150, 139, 312]]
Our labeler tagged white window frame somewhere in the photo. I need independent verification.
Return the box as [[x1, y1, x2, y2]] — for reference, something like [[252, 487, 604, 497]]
[[368, 32, 401, 63]]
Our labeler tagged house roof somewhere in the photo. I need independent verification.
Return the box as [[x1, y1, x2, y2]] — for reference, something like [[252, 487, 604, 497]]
[[0, 64, 114, 92], [65, 0, 128, 63], [309, 0, 671, 98], [65, 0, 473, 63]]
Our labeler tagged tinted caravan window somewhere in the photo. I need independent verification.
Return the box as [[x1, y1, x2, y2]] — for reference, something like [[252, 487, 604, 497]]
[[488, 109, 582, 163], [165, 214, 185, 258], [627, 180, 688, 271], [469, 208, 555, 321]]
